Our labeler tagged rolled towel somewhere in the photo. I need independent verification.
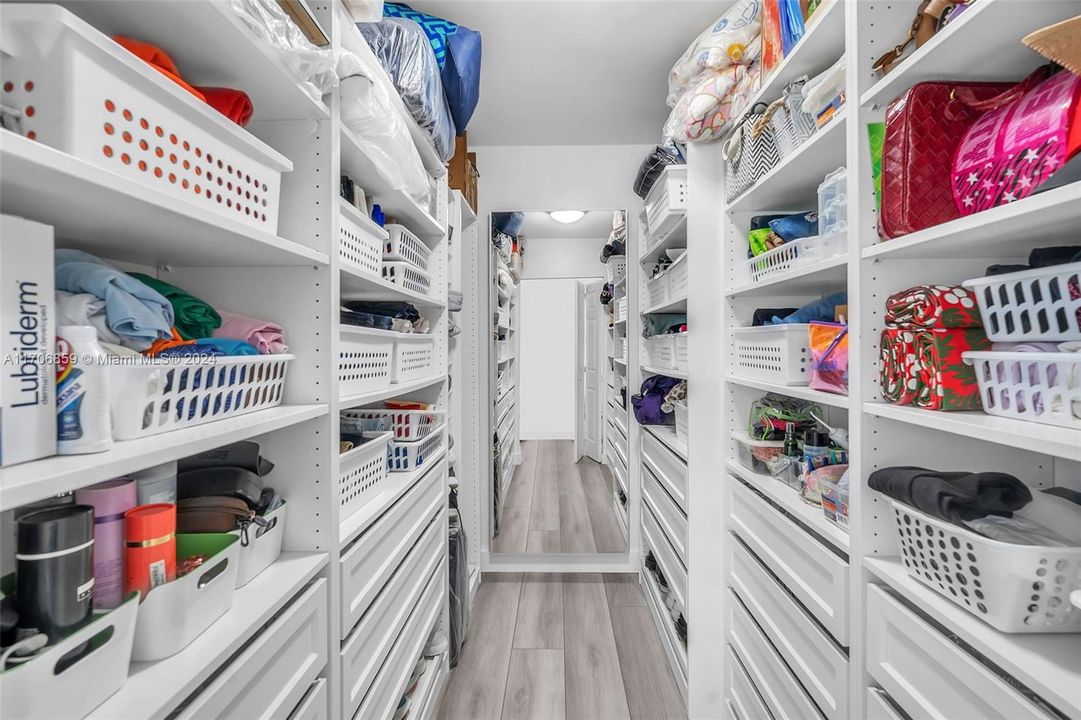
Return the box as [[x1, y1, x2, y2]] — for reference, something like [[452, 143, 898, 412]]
[[129, 273, 221, 340], [55, 249, 173, 344], [213, 310, 288, 354], [884, 285, 981, 329], [868, 466, 1032, 522]]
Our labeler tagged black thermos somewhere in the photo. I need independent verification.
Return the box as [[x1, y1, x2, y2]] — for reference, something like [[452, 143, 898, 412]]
[[15, 505, 95, 642]]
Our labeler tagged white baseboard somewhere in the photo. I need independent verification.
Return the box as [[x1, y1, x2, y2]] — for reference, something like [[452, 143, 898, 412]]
[[519, 432, 575, 441]]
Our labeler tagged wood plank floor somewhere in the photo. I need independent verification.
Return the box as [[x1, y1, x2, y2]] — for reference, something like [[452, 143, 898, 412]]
[[495, 440, 626, 555], [440, 574, 686, 720]]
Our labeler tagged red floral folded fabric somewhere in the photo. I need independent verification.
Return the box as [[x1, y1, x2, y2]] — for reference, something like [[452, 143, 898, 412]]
[[880, 328, 916, 405], [911, 328, 990, 411], [885, 285, 982, 329], [194, 87, 254, 127]]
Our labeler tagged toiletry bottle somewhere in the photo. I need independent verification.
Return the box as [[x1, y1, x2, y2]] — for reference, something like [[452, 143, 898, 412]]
[[802, 429, 831, 504], [56, 326, 111, 455], [783, 421, 800, 458]]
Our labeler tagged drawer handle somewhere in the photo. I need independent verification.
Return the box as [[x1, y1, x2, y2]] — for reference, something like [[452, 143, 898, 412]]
[[197, 558, 230, 590]]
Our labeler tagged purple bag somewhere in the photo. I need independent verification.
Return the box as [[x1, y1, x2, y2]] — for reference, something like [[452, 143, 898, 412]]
[[632, 376, 680, 425]]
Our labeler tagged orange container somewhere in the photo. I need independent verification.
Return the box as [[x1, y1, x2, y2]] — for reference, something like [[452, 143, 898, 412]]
[[124, 503, 176, 597]]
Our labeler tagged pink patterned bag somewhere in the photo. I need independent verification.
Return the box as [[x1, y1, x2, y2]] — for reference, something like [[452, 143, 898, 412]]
[[952, 68, 1081, 215]]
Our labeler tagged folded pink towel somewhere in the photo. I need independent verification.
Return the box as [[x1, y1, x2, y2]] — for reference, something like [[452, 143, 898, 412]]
[[212, 310, 288, 354]]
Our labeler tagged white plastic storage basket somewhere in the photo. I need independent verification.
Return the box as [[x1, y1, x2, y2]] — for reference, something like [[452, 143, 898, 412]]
[[339, 431, 391, 521], [339, 327, 394, 397], [644, 165, 688, 240], [383, 224, 432, 273], [963, 351, 1081, 429], [645, 335, 675, 369], [746, 234, 845, 284], [646, 271, 669, 309], [341, 409, 443, 441], [132, 534, 240, 661], [674, 400, 688, 446], [382, 261, 431, 295], [385, 424, 444, 472], [889, 494, 1081, 633], [615, 336, 627, 361], [606, 256, 627, 284], [673, 332, 689, 371], [963, 263, 1081, 342], [666, 254, 689, 299], [616, 297, 628, 323], [0, 592, 138, 720], [339, 202, 384, 279], [108, 355, 292, 440], [732, 324, 811, 385], [0, 5, 290, 232], [498, 340, 514, 363], [392, 333, 436, 383], [231, 502, 285, 588]]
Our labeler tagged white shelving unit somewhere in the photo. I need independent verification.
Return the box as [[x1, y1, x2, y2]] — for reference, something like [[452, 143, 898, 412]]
[[490, 242, 521, 537], [0, 1, 453, 717], [604, 254, 632, 541], [685, 2, 1081, 720]]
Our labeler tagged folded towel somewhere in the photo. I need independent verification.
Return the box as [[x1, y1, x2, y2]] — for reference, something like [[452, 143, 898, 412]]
[[129, 273, 221, 340], [879, 327, 989, 411], [194, 87, 254, 127], [55, 250, 173, 344], [885, 285, 981, 329], [868, 466, 1032, 522], [213, 310, 288, 354], [770, 291, 847, 325]]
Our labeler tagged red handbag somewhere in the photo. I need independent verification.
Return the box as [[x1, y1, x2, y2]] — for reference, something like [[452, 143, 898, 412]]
[[879, 81, 1015, 239]]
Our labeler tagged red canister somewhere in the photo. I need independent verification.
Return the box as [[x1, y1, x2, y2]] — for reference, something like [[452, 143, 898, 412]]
[[124, 503, 176, 597]]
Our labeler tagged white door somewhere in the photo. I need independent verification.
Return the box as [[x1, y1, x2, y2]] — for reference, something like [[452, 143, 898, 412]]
[[575, 280, 604, 462]]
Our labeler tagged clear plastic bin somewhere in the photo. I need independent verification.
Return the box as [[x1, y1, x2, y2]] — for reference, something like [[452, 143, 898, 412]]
[[732, 431, 784, 475], [817, 167, 847, 236]]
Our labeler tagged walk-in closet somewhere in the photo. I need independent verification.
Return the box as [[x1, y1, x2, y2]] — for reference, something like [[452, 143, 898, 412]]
[[1, 1, 1079, 719]]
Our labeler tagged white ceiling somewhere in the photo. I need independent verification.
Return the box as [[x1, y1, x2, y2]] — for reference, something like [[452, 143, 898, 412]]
[[510, 210, 617, 239], [409, 0, 726, 146]]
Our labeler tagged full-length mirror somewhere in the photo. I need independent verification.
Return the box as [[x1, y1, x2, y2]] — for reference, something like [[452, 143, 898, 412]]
[[488, 209, 629, 555]]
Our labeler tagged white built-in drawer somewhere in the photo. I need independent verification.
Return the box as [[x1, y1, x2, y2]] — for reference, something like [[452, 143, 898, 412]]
[[642, 554, 688, 690], [729, 537, 848, 720], [178, 580, 328, 720], [729, 477, 849, 645], [726, 645, 771, 720], [643, 464, 687, 564], [612, 427, 629, 471], [614, 409, 628, 441], [610, 451, 628, 496], [725, 589, 824, 720], [340, 464, 443, 634], [288, 680, 328, 720], [865, 687, 904, 720], [866, 585, 1053, 720], [725, 700, 740, 720], [340, 512, 443, 718], [355, 565, 445, 720], [642, 429, 687, 512], [642, 501, 687, 608]]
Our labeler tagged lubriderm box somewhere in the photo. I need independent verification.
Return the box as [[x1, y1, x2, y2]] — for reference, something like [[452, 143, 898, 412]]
[[1, 214, 56, 466]]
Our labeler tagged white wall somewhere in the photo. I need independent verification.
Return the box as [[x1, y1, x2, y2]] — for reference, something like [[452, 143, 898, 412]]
[[476, 144, 649, 440]]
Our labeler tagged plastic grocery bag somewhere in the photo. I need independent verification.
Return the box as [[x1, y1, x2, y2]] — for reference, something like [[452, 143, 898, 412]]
[[666, 0, 763, 107]]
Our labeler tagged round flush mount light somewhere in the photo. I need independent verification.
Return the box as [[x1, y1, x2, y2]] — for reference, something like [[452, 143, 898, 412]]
[[549, 210, 585, 224]]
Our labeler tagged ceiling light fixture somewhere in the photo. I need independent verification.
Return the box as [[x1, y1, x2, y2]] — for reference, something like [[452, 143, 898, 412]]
[[549, 210, 585, 224]]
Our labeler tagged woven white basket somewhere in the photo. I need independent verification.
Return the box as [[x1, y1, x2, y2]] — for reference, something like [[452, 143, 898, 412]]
[[964, 351, 1081, 429], [889, 494, 1081, 633], [339, 432, 391, 521], [339, 326, 394, 397], [108, 355, 291, 440], [732, 324, 810, 385], [1, 5, 289, 232], [963, 262, 1081, 342], [383, 224, 432, 273]]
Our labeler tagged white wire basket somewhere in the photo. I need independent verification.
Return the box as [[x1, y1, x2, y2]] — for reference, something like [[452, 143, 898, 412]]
[[383, 224, 432, 273], [392, 333, 436, 384], [732, 324, 810, 385], [964, 351, 1081, 429], [644, 165, 688, 240], [339, 431, 391, 521], [1, 5, 289, 232], [666, 254, 689, 299], [889, 493, 1081, 633], [646, 271, 669, 309], [339, 203, 383, 279], [645, 335, 675, 369], [746, 233, 846, 284], [382, 261, 431, 295], [107, 355, 291, 439], [606, 256, 627, 285], [963, 262, 1081, 342], [341, 409, 443, 441], [339, 326, 394, 397], [384, 424, 445, 472]]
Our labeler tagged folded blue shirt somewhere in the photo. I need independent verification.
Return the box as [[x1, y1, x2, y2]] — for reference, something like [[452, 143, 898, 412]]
[[55, 249, 173, 342], [770, 291, 848, 325]]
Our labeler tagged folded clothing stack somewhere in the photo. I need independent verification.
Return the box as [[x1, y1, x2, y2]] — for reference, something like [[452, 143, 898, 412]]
[[642, 314, 687, 338], [340, 301, 428, 333], [879, 285, 989, 411]]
